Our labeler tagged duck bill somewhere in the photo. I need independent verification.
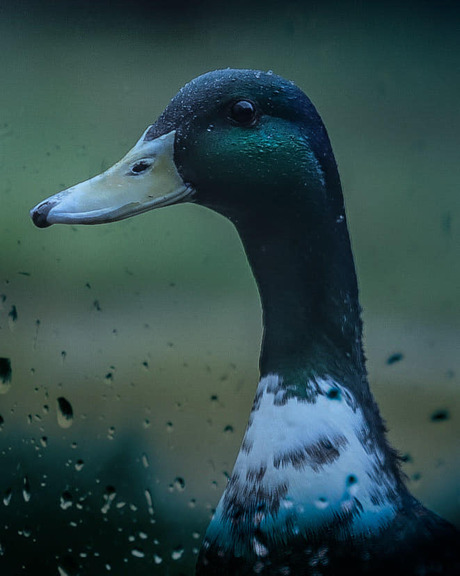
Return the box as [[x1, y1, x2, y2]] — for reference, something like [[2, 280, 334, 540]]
[[30, 130, 192, 228]]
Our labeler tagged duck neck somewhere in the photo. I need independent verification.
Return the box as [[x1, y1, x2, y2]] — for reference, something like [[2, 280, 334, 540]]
[[198, 182, 405, 567], [232, 188, 366, 386]]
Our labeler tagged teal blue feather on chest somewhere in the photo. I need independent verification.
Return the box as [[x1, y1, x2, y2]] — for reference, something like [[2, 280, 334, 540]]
[[31, 69, 459, 575]]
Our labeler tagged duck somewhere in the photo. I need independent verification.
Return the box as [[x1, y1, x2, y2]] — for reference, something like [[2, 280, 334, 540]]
[[30, 69, 458, 575]]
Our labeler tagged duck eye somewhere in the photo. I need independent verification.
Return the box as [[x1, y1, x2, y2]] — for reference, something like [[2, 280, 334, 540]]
[[129, 159, 153, 175], [229, 100, 257, 126]]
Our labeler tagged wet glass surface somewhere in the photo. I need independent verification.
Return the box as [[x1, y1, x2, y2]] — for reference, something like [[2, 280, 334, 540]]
[[1, 1, 459, 573]]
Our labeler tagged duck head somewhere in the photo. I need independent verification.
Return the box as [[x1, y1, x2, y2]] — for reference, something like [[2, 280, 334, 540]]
[[30, 69, 342, 230]]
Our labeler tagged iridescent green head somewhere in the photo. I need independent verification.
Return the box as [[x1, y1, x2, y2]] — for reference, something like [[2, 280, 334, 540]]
[[146, 69, 340, 221], [30, 69, 342, 229]]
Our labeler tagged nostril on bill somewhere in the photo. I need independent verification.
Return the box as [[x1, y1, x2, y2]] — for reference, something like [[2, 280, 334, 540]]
[[30, 201, 57, 228]]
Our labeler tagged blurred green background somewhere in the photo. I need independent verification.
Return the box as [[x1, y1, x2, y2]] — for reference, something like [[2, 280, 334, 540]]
[[0, 0, 458, 574]]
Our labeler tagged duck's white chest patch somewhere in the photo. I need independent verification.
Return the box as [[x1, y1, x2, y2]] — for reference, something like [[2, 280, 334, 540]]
[[208, 374, 398, 546]]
